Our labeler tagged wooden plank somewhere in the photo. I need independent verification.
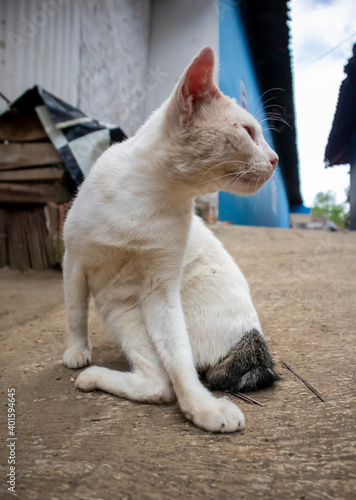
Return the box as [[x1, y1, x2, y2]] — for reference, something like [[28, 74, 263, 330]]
[[44, 203, 57, 267], [7, 212, 17, 269], [7, 210, 30, 271], [58, 204, 66, 261], [36, 208, 50, 269], [26, 209, 49, 270], [43, 201, 72, 268], [0, 143, 61, 169], [20, 211, 32, 270], [0, 182, 72, 205], [0, 209, 7, 267], [26, 211, 38, 269], [0, 114, 47, 142], [44, 203, 61, 267], [0, 166, 64, 182]]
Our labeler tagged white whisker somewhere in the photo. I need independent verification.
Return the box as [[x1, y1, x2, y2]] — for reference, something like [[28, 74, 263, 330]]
[[252, 88, 285, 116], [200, 159, 253, 180], [198, 168, 256, 188], [254, 103, 284, 122], [259, 116, 292, 129]]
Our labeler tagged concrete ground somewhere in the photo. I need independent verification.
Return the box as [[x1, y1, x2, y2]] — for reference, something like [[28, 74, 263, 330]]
[[0, 225, 355, 500]]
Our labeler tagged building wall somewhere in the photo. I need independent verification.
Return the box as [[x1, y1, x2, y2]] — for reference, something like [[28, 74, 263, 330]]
[[218, 0, 290, 227], [0, 0, 151, 137], [144, 0, 219, 118], [78, 0, 151, 136]]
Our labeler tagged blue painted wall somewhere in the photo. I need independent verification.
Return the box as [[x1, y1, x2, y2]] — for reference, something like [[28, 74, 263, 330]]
[[218, 0, 290, 227]]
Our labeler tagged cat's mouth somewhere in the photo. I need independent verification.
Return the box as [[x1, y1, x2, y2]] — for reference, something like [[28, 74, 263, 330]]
[[227, 169, 273, 188]]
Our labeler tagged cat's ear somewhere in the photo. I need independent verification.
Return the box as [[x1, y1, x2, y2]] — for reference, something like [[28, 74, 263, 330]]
[[174, 47, 221, 119]]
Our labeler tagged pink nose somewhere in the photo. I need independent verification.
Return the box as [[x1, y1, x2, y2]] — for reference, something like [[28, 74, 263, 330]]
[[271, 154, 279, 170]]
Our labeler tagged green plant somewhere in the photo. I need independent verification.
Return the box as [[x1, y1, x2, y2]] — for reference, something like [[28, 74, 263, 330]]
[[312, 191, 348, 228]]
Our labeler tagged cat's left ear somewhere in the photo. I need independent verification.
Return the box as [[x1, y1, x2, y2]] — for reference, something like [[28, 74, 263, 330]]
[[174, 47, 221, 119]]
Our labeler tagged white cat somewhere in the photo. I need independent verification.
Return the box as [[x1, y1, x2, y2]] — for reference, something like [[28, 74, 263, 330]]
[[63, 47, 280, 433]]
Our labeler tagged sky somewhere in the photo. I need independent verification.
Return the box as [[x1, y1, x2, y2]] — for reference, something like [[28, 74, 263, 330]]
[[289, 0, 356, 207]]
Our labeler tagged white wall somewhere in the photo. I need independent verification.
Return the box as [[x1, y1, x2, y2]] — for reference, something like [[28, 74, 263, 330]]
[[78, 0, 151, 136], [0, 0, 151, 136], [144, 0, 219, 118]]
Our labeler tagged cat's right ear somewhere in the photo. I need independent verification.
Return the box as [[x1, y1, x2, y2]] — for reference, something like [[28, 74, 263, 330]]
[[171, 47, 221, 122]]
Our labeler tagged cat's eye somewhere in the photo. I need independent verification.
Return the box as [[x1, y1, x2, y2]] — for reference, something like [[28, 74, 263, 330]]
[[243, 126, 254, 138]]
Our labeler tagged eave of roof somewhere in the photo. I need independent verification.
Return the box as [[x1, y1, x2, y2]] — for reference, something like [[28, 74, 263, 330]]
[[240, 0, 302, 205], [325, 43, 356, 167]]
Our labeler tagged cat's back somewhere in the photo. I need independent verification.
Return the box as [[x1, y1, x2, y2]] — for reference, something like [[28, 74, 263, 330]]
[[183, 215, 249, 290]]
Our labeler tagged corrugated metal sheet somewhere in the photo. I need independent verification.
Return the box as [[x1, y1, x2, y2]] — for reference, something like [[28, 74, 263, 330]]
[[0, 0, 80, 107], [0, 0, 152, 136]]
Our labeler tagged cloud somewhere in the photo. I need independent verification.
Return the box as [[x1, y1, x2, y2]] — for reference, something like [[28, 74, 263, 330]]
[[292, 0, 356, 68], [310, 0, 335, 7]]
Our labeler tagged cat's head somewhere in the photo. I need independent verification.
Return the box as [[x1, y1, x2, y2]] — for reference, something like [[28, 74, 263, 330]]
[[166, 47, 279, 195]]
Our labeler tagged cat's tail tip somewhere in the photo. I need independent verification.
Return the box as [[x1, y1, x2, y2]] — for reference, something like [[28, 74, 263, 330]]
[[231, 366, 281, 393], [207, 329, 281, 393], [208, 365, 280, 393]]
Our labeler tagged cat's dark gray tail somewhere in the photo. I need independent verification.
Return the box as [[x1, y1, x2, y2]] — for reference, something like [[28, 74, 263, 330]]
[[207, 329, 280, 393]]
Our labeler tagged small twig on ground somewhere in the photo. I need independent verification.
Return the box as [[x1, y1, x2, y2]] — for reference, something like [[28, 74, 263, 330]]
[[230, 392, 265, 407], [280, 359, 325, 402]]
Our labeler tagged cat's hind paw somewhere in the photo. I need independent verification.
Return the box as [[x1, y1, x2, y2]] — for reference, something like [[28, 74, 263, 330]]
[[186, 397, 245, 433], [63, 345, 92, 369], [75, 366, 100, 392]]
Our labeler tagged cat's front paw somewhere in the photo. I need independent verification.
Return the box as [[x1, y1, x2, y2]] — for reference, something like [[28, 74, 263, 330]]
[[75, 366, 100, 392], [186, 397, 245, 433], [63, 345, 92, 369]]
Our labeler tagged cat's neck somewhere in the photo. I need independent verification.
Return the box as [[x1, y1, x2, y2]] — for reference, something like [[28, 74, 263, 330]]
[[129, 100, 210, 206]]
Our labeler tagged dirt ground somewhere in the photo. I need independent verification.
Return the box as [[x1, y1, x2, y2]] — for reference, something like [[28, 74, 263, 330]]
[[0, 225, 355, 500]]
